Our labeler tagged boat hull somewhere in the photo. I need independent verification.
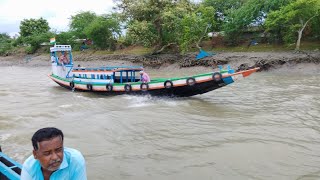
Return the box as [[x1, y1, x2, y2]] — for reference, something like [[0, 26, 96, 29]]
[[50, 77, 226, 97], [49, 68, 259, 97]]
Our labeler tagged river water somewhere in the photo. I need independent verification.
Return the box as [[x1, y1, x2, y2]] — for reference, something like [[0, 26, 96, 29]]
[[0, 65, 320, 180]]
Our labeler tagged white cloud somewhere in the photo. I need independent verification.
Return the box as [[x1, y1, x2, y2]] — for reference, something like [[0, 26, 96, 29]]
[[0, 0, 115, 36]]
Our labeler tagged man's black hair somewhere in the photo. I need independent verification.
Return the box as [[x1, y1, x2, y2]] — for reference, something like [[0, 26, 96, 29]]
[[32, 127, 64, 150]]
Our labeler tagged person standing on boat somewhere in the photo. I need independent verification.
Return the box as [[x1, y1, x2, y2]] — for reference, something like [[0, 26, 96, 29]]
[[140, 70, 150, 83], [20, 127, 87, 180]]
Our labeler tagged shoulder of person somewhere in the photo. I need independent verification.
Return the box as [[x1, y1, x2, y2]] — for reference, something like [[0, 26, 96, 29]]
[[23, 154, 37, 166], [64, 147, 85, 165], [22, 154, 41, 177]]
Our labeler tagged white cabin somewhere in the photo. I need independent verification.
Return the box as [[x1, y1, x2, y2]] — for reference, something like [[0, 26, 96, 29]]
[[50, 45, 73, 78]]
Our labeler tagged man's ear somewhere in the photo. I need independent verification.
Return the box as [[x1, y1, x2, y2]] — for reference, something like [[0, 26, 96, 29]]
[[33, 150, 38, 159]]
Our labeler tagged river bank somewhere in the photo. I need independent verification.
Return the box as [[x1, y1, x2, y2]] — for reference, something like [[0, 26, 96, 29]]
[[0, 51, 319, 73]]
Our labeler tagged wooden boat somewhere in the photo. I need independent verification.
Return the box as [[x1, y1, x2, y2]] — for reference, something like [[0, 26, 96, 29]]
[[0, 147, 22, 180], [49, 45, 259, 97]]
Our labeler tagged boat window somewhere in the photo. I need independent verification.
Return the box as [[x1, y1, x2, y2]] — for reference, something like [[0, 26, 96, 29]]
[[91, 74, 95, 79], [100, 75, 104, 79], [126, 71, 129, 82], [79, 74, 82, 78]]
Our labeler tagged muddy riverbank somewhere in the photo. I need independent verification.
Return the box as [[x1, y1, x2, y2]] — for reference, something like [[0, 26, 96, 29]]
[[0, 51, 319, 73]]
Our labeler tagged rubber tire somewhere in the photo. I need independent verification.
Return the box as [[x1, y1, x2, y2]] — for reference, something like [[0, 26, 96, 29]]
[[87, 84, 93, 91], [70, 81, 75, 88], [164, 80, 173, 89], [124, 84, 132, 92], [140, 83, 149, 91], [186, 77, 196, 86], [212, 72, 222, 82], [106, 84, 113, 91]]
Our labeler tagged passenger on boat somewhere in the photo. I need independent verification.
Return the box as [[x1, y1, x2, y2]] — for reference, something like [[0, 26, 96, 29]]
[[59, 51, 69, 65], [140, 70, 150, 83], [50, 52, 56, 63], [20, 127, 87, 180]]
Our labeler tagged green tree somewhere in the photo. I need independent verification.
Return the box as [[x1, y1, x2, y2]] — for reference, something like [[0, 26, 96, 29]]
[[115, 0, 198, 53], [0, 33, 13, 55], [23, 32, 54, 54], [126, 20, 158, 47], [116, 0, 172, 49], [19, 18, 50, 37], [70, 11, 97, 39], [203, 0, 246, 31], [216, 0, 294, 45], [84, 14, 121, 50], [265, 0, 320, 50], [179, 5, 216, 52], [56, 31, 77, 47]]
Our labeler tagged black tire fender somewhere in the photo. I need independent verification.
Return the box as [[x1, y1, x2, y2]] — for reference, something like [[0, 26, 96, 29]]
[[212, 72, 222, 82], [106, 84, 113, 91], [124, 84, 132, 92], [87, 84, 93, 91], [70, 81, 75, 88], [164, 80, 173, 89], [140, 83, 149, 91], [186, 77, 196, 86]]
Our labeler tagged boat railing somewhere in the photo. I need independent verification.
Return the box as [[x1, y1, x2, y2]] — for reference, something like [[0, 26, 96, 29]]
[[50, 45, 72, 52], [0, 147, 22, 180]]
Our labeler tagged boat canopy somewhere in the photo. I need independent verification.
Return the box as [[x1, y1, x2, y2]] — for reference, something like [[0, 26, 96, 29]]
[[73, 66, 143, 72], [50, 45, 73, 66], [50, 45, 72, 52], [72, 66, 144, 83]]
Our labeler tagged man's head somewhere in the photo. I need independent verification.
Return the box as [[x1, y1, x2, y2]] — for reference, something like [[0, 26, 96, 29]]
[[32, 127, 64, 172], [139, 70, 144, 75]]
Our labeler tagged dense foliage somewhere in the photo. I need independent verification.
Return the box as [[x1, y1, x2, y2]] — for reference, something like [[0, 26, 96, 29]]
[[19, 18, 50, 37], [70, 11, 98, 39], [84, 14, 122, 50], [265, 0, 320, 50], [0, 33, 12, 55], [0, 0, 319, 54]]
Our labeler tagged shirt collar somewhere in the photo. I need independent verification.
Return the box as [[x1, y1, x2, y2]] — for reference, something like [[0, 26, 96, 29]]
[[58, 148, 68, 170]]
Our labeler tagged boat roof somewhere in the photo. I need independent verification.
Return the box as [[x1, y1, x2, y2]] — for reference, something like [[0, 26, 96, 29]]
[[50, 45, 72, 52], [73, 66, 144, 72]]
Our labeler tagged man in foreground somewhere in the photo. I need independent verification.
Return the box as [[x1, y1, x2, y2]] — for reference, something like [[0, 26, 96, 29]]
[[21, 127, 87, 180]]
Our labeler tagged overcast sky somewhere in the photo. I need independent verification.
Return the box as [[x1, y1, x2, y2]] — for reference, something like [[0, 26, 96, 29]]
[[0, 0, 115, 37]]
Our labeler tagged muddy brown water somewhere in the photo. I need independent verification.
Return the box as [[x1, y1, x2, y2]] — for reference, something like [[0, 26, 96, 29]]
[[0, 65, 320, 180]]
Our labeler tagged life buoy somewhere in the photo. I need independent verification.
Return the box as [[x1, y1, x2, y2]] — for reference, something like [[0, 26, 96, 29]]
[[87, 84, 93, 91], [70, 81, 75, 88], [164, 80, 173, 89], [212, 72, 222, 82], [186, 77, 196, 86], [106, 84, 113, 91], [124, 84, 132, 92], [140, 83, 149, 91]]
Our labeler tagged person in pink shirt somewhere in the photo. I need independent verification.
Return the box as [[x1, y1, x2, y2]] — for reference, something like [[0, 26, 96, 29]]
[[59, 51, 69, 65], [139, 70, 150, 83]]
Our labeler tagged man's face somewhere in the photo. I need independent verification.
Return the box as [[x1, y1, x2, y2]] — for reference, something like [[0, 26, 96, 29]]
[[33, 136, 64, 172]]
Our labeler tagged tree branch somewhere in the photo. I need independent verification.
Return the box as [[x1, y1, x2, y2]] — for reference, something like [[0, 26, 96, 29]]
[[152, 43, 177, 55], [196, 24, 211, 50]]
